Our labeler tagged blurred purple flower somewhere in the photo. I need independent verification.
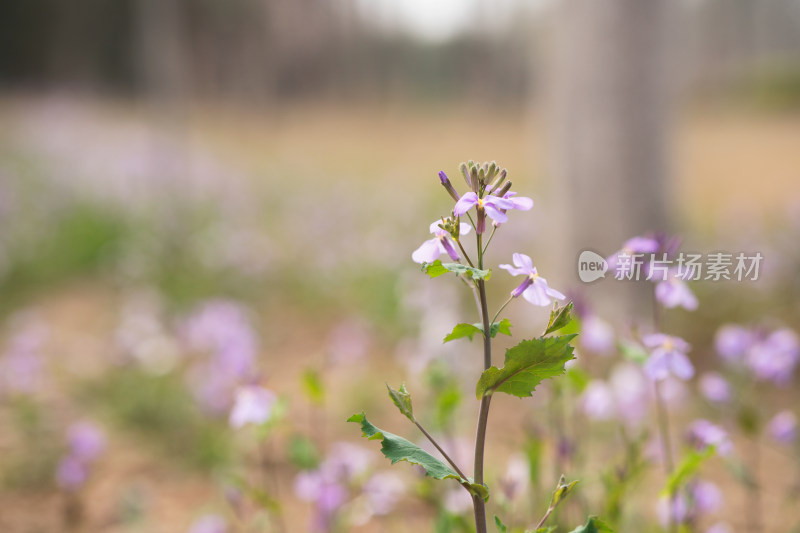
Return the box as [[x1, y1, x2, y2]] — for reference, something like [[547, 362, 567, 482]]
[[67, 421, 106, 462], [690, 479, 723, 515], [655, 270, 698, 310], [767, 410, 797, 444], [229, 386, 277, 429], [657, 494, 689, 528], [499, 253, 565, 307], [706, 524, 732, 533], [687, 419, 733, 456], [363, 472, 405, 515], [188, 514, 228, 533], [642, 333, 694, 381], [498, 454, 529, 502], [699, 372, 731, 404], [579, 315, 615, 356], [327, 319, 372, 365], [411, 220, 470, 264], [746, 328, 799, 385], [580, 381, 616, 421], [56, 455, 88, 490], [607, 236, 660, 270], [714, 324, 755, 363]]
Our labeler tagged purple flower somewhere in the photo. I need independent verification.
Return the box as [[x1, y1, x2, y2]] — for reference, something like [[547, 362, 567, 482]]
[[411, 220, 470, 264], [580, 381, 616, 421], [655, 270, 698, 310], [229, 386, 277, 428], [499, 253, 566, 307], [699, 372, 731, 404], [690, 480, 723, 515], [453, 192, 515, 233], [498, 454, 529, 502], [56, 455, 88, 490], [706, 524, 732, 533], [642, 334, 694, 381], [438, 171, 460, 202], [767, 410, 797, 444], [363, 472, 405, 515], [746, 328, 799, 385], [579, 315, 615, 355], [657, 494, 689, 528], [67, 421, 106, 462], [687, 419, 733, 456], [607, 236, 660, 270], [714, 324, 754, 363], [188, 514, 228, 533]]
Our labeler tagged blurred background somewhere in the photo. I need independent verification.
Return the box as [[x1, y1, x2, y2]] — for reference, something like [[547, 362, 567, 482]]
[[1, 0, 800, 532]]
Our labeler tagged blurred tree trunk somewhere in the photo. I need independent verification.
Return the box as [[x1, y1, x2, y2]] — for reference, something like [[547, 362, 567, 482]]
[[547, 0, 674, 316]]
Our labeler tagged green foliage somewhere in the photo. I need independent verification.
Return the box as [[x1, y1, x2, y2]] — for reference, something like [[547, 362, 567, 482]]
[[545, 302, 574, 335], [662, 446, 715, 496], [568, 517, 614, 533], [619, 340, 648, 364], [443, 319, 512, 342], [80, 369, 232, 470], [348, 412, 464, 483], [475, 335, 577, 399], [287, 434, 321, 470], [386, 383, 415, 422], [495, 516, 508, 532], [301, 369, 325, 406], [423, 260, 491, 281], [550, 475, 579, 508]]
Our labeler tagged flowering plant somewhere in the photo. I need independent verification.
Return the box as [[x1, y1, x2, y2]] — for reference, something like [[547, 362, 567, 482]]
[[349, 161, 601, 533]]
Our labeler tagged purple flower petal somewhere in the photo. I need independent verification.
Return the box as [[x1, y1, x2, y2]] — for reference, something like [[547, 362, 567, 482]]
[[411, 238, 441, 264], [453, 192, 479, 216]]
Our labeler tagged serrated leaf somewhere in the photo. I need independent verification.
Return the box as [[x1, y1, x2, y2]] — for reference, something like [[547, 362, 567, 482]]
[[545, 302, 574, 335], [495, 516, 508, 532], [348, 412, 464, 483], [487, 318, 513, 338], [444, 323, 484, 343], [662, 446, 715, 496], [476, 335, 577, 399], [423, 260, 491, 280], [568, 517, 614, 533], [386, 383, 415, 422]]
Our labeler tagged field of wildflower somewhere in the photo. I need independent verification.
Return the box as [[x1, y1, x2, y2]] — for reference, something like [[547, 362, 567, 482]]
[[1, 95, 800, 533]]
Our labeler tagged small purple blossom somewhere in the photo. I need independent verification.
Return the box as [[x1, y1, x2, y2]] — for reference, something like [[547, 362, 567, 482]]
[[714, 324, 755, 363], [607, 236, 660, 270], [642, 333, 694, 381], [188, 514, 228, 533], [67, 421, 106, 462], [498, 454, 529, 502], [362, 472, 405, 515], [655, 270, 698, 310], [499, 253, 565, 307], [706, 524, 732, 533], [229, 386, 277, 428], [699, 372, 731, 404], [411, 220, 471, 264], [580, 381, 616, 421], [687, 419, 733, 456], [746, 328, 799, 385], [767, 410, 797, 444], [453, 192, 515, 233], [690, 479, 723, 515], [579, 315, 615, 355], [56, 455, 88, 490]]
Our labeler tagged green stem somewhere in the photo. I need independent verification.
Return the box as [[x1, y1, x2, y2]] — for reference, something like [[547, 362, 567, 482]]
[[472, 276, 493, 533], [491, 295, 514, 326], [413, 419, 469, 482], [482, 226, 497, 255]]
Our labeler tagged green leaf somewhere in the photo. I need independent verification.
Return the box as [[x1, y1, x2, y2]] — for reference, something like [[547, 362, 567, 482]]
[[469, 482, 490, 502], [348, 412, 464, 483], [443, 319, 512, 343], [662, 446, 715, 496], [423, 260, 491, 280], [443, 323, 484, 343], [545, 302, 574, 335], [475, 335, 577, 399], [550, 475, 579, 507], [386, 383, 415, 422], [301, 369, 325, 405], [533, 528, 557, 533], [287, 434, 321, 470], [495, 516, 508, 532], [568, 517, 614, 533]]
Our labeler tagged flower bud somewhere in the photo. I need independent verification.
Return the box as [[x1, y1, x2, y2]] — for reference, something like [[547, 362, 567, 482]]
[[459, 162, 472, 189], [438, 171, 460, 202], [489, 169, 507, 193], [496, 180, 512, 197]]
